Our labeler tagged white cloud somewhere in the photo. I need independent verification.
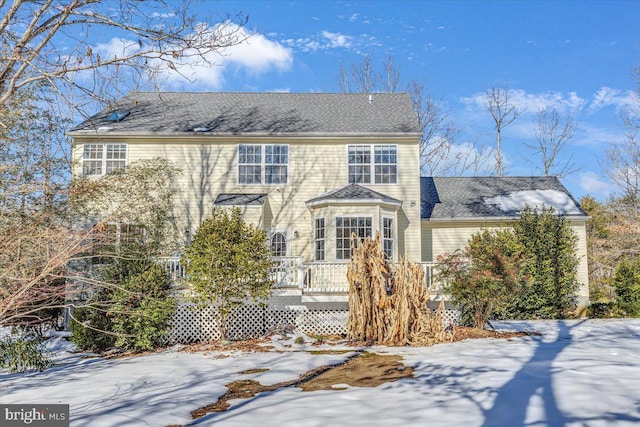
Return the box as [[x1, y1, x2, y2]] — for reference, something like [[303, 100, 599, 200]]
[[151, 12, 175, 19], [577, 172, 616, 199], [321, 31, 352, 48], [587, 86, 639, 114], [574, 123, 623, 147], [349, 13, 359, 22], [94, 37, 141, 59], [422, 140, 496, 176], [152, 22, 292, 89], [282, 31, 353, 52], [460, 89, 586, 115]]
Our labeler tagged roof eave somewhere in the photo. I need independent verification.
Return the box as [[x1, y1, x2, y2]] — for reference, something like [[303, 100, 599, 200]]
[[67, 130, 423, 139], [422, 214, 590, 222]]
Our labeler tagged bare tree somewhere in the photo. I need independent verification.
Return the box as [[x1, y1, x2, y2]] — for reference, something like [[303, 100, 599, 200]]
[[406, 80, 488, 175], [336, 56, 482, 176], [526, 107, 577, 178], [0, 0, 247, 124], [336, 54, 399, 93], [486, 85, 521, 176], [425, 139, 495, 177], [602, 112, 640, 211]]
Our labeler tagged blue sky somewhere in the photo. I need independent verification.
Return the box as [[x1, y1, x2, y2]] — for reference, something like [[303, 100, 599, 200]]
[[95, 1, 640, 201]]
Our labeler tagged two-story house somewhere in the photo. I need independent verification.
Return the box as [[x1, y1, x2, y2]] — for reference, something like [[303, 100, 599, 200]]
[[69, 92, 589, 314]]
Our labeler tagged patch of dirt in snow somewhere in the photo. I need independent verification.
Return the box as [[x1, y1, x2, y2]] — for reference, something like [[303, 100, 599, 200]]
[[190, 352, 412, 419], [181, 338, 275, 354], [299, 352, 412, 391]]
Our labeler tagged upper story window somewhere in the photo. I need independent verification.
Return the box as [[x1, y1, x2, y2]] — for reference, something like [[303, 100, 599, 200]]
[[82, 143, 127, 176], [238, 144, 288, 185], [348, 145, 397, 184]]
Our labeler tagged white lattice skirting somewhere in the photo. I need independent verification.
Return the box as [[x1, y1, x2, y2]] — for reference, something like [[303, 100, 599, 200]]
[[167, 300, 460, 344]]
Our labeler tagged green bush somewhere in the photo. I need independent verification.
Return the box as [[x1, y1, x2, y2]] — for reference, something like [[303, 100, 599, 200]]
[[111, 262, 175, 351], [510, 207, 579, 319], [182, 207, 274, 339], [0, 334, 52, 373], [70, 256, 175, 352], [587, 301, 622, 318], [613, 258, 640, 317], [69, 302, 115, 353]]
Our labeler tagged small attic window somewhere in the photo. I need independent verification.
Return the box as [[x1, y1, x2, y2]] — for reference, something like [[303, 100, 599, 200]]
[[106, 110, 130, 122]]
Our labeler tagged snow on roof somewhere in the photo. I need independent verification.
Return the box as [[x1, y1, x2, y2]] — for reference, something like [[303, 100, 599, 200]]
[[484, 189, 583, 215]]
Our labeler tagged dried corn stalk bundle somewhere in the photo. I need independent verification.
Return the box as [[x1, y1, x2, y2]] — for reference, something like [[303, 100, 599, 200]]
[[347, 235, 452, 346]]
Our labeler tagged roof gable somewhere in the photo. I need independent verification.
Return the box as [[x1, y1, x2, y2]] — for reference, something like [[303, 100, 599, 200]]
[[71, 92, 420, 136], [306, 183, 402, 208], [421, 176, 587, 220]]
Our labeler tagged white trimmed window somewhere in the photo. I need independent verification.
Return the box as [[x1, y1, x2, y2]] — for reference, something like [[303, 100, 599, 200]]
[[238, 145, 262, 184], [314, 218, 326, 261], [374, 145, 398, 184], [269, 231, 288, 257], [336, 216, 372, 260], [238, 144, 288, 184], [347, 145, 371, 184], [382, 217, 394, 259], [348, 145, 397, 184], [82, 143, 127, 176]]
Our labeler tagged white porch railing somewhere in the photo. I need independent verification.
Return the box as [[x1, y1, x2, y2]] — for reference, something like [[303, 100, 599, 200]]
[[302, 261, 442, 294], [157, 256, 443, 294], [270, 256, 305, 288], [157, 256, 186, 283], [304, 262, 350, 293]]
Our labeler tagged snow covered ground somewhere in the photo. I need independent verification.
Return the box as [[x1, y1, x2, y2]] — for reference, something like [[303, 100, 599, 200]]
[[2, 319, 640, 427]]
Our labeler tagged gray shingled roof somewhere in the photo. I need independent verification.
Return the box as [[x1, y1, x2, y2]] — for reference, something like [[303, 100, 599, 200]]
[[306, 183, 401, 207], [214, 193, 267, 206], [421, 176, 587, 220], [70, 92, 420, 135]]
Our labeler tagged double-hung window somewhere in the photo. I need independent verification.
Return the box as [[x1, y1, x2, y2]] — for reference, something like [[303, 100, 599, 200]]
[[348, 145, 371, 183], [382, 217, 394, 259], [335, 217, 372, 260], [374, 145, 397, 184], [238, 144, 288, 184], [82, 143, 127, 176], [348, 145, 397, 184], [314, 218, 326, 261]]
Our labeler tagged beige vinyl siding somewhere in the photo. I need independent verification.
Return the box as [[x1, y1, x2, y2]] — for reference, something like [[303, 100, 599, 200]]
[[422, 219, 590, 305], [72, 135, 422, 262], [572, 221, 589, 304]]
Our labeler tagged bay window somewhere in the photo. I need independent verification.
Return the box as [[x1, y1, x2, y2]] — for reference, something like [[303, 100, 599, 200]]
[[335, 216, 372, 260]]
